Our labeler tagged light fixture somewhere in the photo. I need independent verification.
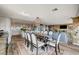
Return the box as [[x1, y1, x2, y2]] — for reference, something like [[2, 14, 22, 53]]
[[52, 8, 58, 11], [33, 17, 41, 26]]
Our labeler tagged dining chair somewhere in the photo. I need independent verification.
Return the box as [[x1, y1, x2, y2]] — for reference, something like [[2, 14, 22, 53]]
[[44, 31, 48, 35], [24, 32, 27, 44], [31, 33, 45, 55], [41, 31, 44, 34], [21, 31, 25, 38], [49, 31, 53, 35], [47, 31, 53, 41], [47, 33, 61, 55], [21, 32, 28, 46], [26, 32, 32, 51]]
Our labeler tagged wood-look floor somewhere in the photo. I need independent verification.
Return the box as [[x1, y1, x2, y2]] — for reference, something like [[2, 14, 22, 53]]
[[8, 35, 79, 55]]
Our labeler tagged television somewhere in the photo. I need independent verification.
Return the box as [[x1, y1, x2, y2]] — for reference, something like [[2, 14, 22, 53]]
[[60, 25, 67, 29]]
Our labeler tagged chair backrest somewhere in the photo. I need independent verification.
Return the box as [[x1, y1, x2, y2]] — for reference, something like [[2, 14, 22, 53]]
[[25, 32, 27, 40], [21, 31, 25, 38], [41, 31, 44, 33], [31, 33, 37, 44], [27, 33, 31, 42], [59, 32, 68, 43], [49, 31, 53, 35], [56, 33, 62, 44], [44, 31, 48, 35]]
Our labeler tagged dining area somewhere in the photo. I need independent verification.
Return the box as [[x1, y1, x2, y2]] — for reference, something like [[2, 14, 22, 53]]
[[4, 16, 79, 55], [10, 16, 79, 55], [4, 4, 79, 55], [20, 23, 69, 55], [0, 4, 79, 55]]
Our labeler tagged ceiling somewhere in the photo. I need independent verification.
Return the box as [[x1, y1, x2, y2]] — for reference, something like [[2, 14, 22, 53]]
[[0, 4, 79, 25]]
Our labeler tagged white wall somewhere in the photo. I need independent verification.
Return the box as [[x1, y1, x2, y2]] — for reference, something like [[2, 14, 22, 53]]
[[0, 17, 11, 43], [77, 6, 79, 16]]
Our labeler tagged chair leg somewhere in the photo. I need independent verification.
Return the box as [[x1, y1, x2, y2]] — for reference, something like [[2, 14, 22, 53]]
[[44, 44, 47, 52], [25, 39, 26, 45], [31, 44, 33, 52], [36, 47, 38, 55], [41, 46, 45, 51], [27, 41, 29, 47], [58, 44, 60, 53], [55, 46, 58, 55], [47, 44, 49, 51]]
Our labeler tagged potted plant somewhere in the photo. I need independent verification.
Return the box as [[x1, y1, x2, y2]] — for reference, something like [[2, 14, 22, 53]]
[[20, 27, 26, 32]]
